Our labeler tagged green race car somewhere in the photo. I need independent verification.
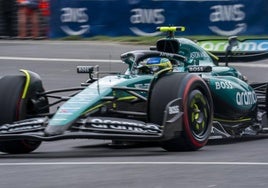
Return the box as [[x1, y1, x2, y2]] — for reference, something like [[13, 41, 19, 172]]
[[0, 27, 267, 154]]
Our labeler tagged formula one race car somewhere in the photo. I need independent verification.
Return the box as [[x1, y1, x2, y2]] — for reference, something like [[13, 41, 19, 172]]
[[0, 27, 267, 154]]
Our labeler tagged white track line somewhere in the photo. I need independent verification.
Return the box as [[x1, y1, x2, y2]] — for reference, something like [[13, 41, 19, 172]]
[[0, 56, 267, 67], [0, 56, 121, 63], [229, 63, 268, 68], [0, 161, 268, 166]]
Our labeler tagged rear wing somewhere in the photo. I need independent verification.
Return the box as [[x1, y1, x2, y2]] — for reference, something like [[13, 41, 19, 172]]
[[197, 37, 268, 63]]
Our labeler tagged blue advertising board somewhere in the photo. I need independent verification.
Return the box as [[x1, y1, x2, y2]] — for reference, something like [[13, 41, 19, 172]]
[[49, 0, 268, 38]]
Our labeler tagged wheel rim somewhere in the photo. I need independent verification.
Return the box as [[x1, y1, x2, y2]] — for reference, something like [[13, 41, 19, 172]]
[[187, 90, 209, 139]]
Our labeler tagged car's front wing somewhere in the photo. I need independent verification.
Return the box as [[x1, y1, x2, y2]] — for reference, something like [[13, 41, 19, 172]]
[[0, 98, 184, 142]]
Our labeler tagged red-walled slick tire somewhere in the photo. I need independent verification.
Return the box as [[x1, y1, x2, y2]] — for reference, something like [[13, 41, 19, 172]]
[[149, 73, 213, 151]]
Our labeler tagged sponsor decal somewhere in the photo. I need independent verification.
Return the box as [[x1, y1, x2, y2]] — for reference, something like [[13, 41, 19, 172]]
[[134, 83, 150, 89], [188, 66, 212, 73], [236, 91, 257, 106], [129, 8, 164, 36], [215, 81, 233, 90], [60, 7, 90, 36], [168, 105, 180, 115], [77, 66, 94, 73], [159, 52, 174, 58], [190, 52, 208, 59], [209, 4, 247, 36], [198, 40, 268, 52], [88, 118, 161, 133], [0, 119, 45, 133], [58, 108, 80, 114], [209, 24, 246, 36]]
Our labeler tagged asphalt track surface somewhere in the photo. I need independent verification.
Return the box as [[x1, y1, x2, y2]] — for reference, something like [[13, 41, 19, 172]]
[[0, 40, 268, 188]]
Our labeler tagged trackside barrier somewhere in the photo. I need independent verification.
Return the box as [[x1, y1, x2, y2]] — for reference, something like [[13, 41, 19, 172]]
[[49, 0, 268, 38]]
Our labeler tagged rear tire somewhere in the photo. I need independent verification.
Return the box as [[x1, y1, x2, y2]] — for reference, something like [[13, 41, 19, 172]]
[[0, 74, 48, 154], [149, 73, 213, 151]]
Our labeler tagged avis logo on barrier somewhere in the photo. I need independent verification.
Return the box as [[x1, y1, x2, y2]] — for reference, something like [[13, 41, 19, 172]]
[[60, 7, 90, 36], [129, 8, 165, 36], [209, 4, 247, 36]]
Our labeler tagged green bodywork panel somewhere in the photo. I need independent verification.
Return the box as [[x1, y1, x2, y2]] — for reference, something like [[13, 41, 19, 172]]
[[160, 37, 257, 119], [208, 76, 257, 117], [49, 75, 152, 126]]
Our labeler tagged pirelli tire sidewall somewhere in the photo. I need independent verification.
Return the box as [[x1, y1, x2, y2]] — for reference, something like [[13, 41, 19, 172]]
[[178, 74, 213, 149], [0, 75, 26, 125], [0, 72, 47, 154], [148, 72, 213, 151]]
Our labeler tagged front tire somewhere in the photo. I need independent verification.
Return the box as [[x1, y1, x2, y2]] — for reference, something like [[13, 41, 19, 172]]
[[0, 72, 48, 154], [149, 73, 213, 151]]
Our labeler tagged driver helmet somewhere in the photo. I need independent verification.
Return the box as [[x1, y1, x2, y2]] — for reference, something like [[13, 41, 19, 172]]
[[140, 57, 172, 74]]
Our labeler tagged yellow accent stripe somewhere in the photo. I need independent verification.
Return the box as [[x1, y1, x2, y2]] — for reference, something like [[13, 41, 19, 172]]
[[82, 102, 109, 115], [20, 69, 31, 99], [155, 67, 172, 75], [214, 117, 252, 123], [117, 96, 137, 101], [206, 50, 219, 61], [82, 96, 138, 115]]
